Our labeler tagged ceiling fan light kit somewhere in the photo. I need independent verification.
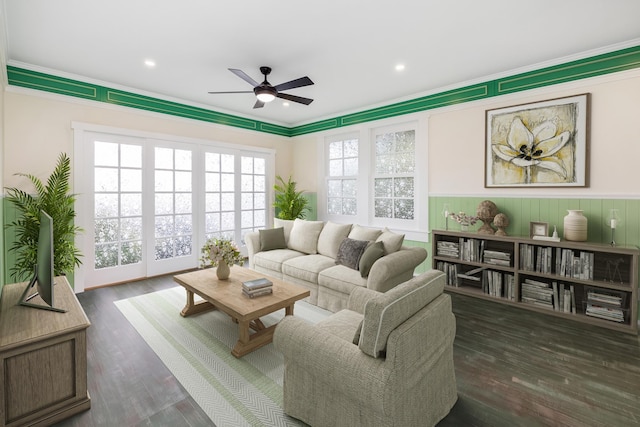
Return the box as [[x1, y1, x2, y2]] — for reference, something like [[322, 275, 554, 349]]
[[209, 66, 314, 109]]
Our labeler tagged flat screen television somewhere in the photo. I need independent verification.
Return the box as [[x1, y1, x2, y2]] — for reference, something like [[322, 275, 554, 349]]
[[19, 210, 66, 313]]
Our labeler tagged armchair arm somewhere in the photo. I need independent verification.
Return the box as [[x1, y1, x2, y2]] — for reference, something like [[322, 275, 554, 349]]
[[347, 287, 380, 314], [244, 231, 260, 269], [274, 316, 388, 405], [366, 246, 427, 293]]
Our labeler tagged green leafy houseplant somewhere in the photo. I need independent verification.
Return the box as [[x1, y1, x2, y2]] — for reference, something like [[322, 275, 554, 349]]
[[4, 153, 83, 280], [273, 175, 309, 220]]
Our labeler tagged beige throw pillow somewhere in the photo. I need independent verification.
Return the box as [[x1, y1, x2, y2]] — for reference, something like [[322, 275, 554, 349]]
[[376, 227, 405, 255], [274, 218, 295, 245], [349, 224, 383, 241], [288, 219, 324, 254], [317, 221, 352, 258]]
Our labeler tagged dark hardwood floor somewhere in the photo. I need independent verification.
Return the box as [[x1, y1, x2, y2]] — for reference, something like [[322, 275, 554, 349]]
[[55, 274, 640, 426]]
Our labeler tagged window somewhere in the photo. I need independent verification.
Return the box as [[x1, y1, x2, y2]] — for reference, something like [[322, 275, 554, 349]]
[[321, 121, 426, 240], [373, 129, 415, 220], [327, 136, 358, 216], [73, 123, 274, 290]]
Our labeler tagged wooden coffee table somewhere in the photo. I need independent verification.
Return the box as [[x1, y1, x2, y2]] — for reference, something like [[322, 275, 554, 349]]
[[173, 268, 310, 358]]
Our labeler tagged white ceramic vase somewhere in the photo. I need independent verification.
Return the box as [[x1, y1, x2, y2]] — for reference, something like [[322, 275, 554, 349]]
[[563, 210, 588, 241], [216, 260, 230, 280]]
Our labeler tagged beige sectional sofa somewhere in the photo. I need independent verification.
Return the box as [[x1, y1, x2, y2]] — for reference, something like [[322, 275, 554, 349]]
[[245, 219, 428, 312]]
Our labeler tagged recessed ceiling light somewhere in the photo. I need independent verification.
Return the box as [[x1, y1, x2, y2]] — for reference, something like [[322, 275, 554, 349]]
[[144, 59, 156, 68], [282, 102, 290, 107], [395, 64, 405, 72]]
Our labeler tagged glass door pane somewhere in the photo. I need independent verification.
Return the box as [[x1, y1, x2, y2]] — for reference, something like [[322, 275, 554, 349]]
[[148, 146, 196, 275], [85, 139, 145, 287]]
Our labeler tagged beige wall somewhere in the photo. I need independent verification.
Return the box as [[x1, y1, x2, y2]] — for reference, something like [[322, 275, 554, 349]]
[[3, 90, 293, 188], [4, 67, 640, 197], [292, 68, 640, 198]]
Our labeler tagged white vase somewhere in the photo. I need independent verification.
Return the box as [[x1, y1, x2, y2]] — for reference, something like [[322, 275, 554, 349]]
[[216, 260, 230, 280], [563, 210, 587, 241]]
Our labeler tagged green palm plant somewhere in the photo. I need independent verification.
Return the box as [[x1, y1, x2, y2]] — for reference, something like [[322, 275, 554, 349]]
[[273, 175, 310, 220], [4, 153, 82, 280]]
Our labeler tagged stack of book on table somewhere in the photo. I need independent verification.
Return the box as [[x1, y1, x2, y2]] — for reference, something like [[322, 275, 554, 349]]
[[242, 277, 273, 298]]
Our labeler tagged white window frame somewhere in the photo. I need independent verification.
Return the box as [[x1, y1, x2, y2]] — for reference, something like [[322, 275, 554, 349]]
[[72, 122, 275, 291], [318, 117, 429, 242]]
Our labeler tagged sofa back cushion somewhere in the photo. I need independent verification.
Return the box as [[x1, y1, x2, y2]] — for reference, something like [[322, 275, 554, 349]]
[[358, 271, 445, 358], [317, 221, 352, 258], [348, 224, 382, 241], [274, 218, 295, 245], [288, 219, 325, 254], [375, 227, 405, 255]]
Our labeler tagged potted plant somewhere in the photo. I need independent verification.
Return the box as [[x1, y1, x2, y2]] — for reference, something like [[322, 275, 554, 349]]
[[200, 237, 245, 280], [4, 153, 83, 280], [273, 175, 310, 220]]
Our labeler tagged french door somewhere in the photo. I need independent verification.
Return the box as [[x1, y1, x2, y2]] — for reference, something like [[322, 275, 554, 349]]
[[74, 125, 272, 290]]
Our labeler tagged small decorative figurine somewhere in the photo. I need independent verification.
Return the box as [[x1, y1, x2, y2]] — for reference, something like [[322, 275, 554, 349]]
[[494, 213, 509, 236]]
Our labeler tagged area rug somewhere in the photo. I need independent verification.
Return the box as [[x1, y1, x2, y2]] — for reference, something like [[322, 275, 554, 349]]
[[114, 286, 330, 427]]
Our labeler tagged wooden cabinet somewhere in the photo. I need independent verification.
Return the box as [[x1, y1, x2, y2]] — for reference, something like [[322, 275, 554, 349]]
[[0, 277, 91, 426], [432, 230, 639, 334]]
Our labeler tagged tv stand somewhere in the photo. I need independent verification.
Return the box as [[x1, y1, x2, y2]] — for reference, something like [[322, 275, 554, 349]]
[[0, 276, 90, 426]]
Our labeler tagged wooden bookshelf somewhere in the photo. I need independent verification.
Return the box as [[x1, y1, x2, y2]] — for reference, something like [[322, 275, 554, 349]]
[[432, 229, 639, 334]]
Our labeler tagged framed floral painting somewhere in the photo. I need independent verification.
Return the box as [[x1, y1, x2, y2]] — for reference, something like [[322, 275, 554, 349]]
[[485, 94, 589, 187]]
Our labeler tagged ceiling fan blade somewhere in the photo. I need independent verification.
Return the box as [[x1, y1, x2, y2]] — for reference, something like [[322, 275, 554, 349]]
[[229, 68, 259, 87], [253, 99, 265, 109], [277, 93, 314, 105], [274, 76, 314, 91], [208, 91, 254, 94]]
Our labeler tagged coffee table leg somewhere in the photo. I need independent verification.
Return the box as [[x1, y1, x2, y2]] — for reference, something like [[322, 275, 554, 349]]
[[180, 289, 215, 317], [232, 318, 277, 358], [285, 304, 294, 316]]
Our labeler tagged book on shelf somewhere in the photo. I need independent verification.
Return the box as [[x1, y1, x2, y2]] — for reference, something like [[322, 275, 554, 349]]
[[242, 277, 273, 291], [242, 287, 273, 298], [520, 278, 575, 312]]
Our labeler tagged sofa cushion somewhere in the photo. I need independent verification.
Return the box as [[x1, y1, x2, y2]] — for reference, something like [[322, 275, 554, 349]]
[[274, 218, 295, 245], [335, 238, 369, 270], [376, 227, 405, 255], [253, 249, 305, 273], [288, 219, 324, 254], [259, 227, 286, 251], [358, 272, 445, 358], [348, 224, 383, 241], [282, 254, 336, 284], [359, 241, 385, 278], [318, 265, 367, 295], [317, 221, 352, 259], [316, 309, 363, 344]]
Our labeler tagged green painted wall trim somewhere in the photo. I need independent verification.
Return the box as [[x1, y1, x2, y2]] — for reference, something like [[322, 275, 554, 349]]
[[7, 44, 640, 137], [6, 66, 291, 137]]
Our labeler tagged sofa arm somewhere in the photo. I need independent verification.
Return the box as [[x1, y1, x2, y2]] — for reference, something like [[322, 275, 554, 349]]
[[347, 287, 380, 314], [245, 231, 260, 269], [274, 316, 387, 404], [366, 246, 427, 293]]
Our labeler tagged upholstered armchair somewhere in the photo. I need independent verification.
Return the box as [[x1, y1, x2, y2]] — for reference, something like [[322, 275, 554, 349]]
[[273, 270, 457, 427]]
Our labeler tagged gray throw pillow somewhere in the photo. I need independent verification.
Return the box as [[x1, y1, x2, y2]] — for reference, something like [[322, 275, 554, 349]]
[[359, 241, 385, 278], [259, 227, 286, 251], [335, 238, 369, 270]]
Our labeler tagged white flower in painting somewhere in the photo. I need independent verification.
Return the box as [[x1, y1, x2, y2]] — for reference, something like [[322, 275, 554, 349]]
[[492, 117, 571, 179]]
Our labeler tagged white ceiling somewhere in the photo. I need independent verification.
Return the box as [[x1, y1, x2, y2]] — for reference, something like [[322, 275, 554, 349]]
[[4, 0, 640, 126]]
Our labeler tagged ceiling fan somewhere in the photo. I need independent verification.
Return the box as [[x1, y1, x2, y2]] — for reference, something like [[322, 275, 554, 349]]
[[208, 66, 314, 109]]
